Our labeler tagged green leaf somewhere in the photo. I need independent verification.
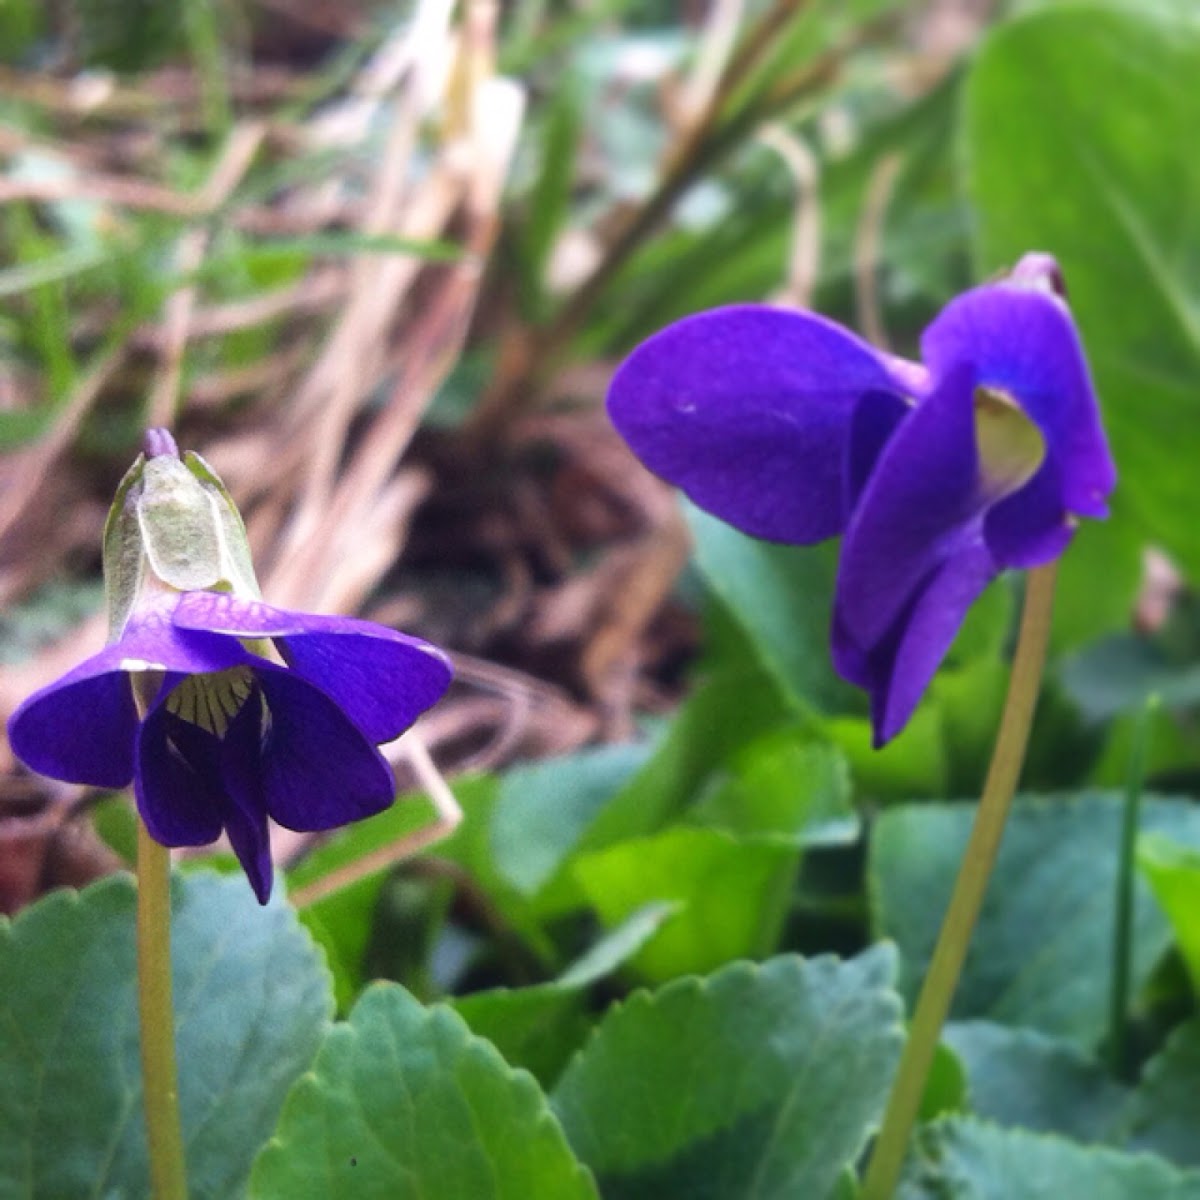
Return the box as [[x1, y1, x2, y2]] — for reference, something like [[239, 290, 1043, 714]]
[[689, 731, 857, 847], [1049, 514, 1143, 652], [551, 948, 904, 1200], [251, 984, 598, 1199], [686, 502, 854, 713], [572, 827, 799, 982], [930, 659, 1009, 796], [920, 1040, 968, 1123], [491, 743, 652, 897], [450, 985, 593, 1089], [556, 901, 681, 987], [963, 5, 1200, 579], [870, 795, 1200, 1046], [901, 1117, 1200, 1200], [288, 775, 556, 990], [1138, 834, 1200, 993], [560, 662, 795, 879], [0, 872, 332, 1199], [449, 904, 677, 1088], [827, 703, 948, 801], [1062, 637, 1200, 723], [297, 881, 382, 1014], [944, 1020, 1128, 1141], [1121, 1019, 1200, 1168]]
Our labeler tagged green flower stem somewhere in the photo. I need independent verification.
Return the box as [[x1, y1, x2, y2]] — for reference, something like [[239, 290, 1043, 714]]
[[860, 562, 1058, 1200], [1108, 694, 1158, 1076], [137, 819, 188, 1200]]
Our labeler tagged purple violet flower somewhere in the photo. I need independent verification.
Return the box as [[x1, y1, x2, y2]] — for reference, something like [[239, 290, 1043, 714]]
[[607, 253, 1116, 746], [7, 436, 452, 903]]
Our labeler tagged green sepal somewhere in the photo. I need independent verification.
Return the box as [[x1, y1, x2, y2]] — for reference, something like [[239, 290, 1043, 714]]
[[100, 446, 262, 642], [101, 453, 148, 643], [136, 454, 226, 592], [181, 453, 261, 600]]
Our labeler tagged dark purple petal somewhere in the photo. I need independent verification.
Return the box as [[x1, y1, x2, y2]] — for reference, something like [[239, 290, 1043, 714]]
[[921, 283, 1116, 519], [7, 607, 246, 789], [135, 685, 224, 846], [606, 305, 904, 544], [9, 669, 137, 789], [836, 365, 982, 654], [860, 539, 997, 746], [984, 459, 1076, 569], [172, 592, 453, 744], [844, 390, 910, 518], [217, 697, 274, 903], [254, 664, 396, 832]]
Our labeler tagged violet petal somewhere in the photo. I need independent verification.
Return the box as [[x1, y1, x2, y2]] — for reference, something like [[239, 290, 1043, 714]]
[[606, 305, 904, 544], [172, 592, 453, 744], [868, 537, 997, 745], [217, 697, 274, 904], [7, 610, 246, 789], [844, 390, 910, 518], [835, 364, 982, 654], [921, 283, 1116, 519], [135, 686, 225, 846], [985, 458, 1076, 569], [254, 664, 396, 831]]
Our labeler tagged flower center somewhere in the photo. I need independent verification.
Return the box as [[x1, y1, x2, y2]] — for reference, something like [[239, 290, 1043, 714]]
[[974, 385, 1045, 502], [165, 666, 255, 737]]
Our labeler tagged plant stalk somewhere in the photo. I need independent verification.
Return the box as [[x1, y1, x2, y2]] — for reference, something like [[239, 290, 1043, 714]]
[[137, 820, 189, 1200], [1108, 694, 1157, 1076], [860, 562, 1058, 1200]]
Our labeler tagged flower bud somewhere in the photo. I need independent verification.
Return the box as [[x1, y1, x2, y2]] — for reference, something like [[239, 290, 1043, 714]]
[[102, 430, 261, 640]]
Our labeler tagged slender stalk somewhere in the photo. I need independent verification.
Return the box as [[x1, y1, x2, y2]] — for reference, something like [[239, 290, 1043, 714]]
[[1108, 694, 1158, 1076], [137, 820, 188, 1200], [860, 563, 1058, 1200]]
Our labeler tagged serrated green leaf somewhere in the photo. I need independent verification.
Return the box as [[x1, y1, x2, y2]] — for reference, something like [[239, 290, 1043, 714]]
[[552, 947, 903, 1200], [1120, 1018, 1200, 1167], [901, 1117, 1200, 1200], [870, 795, 1200, 1046], [945, 1020, 1127, 1141], [251, 984, 598, 1199], [448, 904, 676, 1088], [0, 872, 332, 1199], [450, 984, 593, 1089]]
